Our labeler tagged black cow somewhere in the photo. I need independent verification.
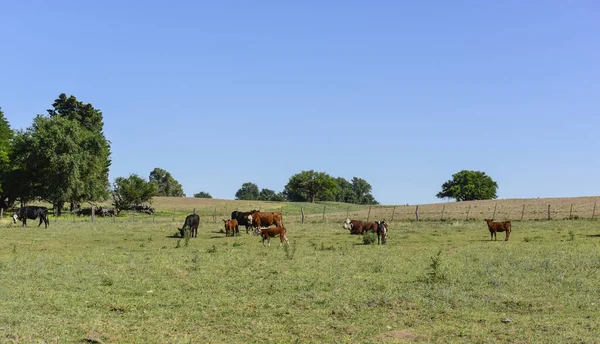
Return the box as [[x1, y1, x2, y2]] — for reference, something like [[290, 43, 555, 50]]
[[231, 209, 259, 234], [179, 214, 200, 238], [13, 206, 50, 228]]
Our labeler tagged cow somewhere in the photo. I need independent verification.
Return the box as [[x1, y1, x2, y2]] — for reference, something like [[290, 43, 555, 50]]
[[376, 221, 388, 245], [485, 219, 511, 241], [222, 219, 239, 237], [246, 212, 283, 234], [13, 206, 50, 228], [179, 214, 200, 238], [343, 219, 377, 235], [231, 210, 259, 234], [258, 226, 289, 247]]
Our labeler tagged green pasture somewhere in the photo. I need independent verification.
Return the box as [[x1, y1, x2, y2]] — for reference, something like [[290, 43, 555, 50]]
[[0, 217, 599, 343]]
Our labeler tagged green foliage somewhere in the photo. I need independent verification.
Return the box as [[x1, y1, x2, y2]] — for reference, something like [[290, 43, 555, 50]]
[[362, 231, 377, 245], [423, 249, 447, 283], [283, 170, 338, 203], [235, 182, 259, 200], [436, 170, 498, 201], [112, 174, 157, 210], [149, 168, 185, 197], [0, 108, 13, 200], [334, 177, 356, 203], [47, 93, 105, 133], [193, 191, 212, 198], [258, 188, 286, 202]]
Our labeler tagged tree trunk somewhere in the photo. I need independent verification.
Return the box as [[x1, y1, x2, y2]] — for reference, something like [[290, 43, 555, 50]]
[[54, 202, 64, 217]]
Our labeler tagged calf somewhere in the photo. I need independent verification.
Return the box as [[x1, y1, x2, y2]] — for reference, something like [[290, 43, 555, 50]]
[[179, 214, 200, 238], [258, 226, 289, 247], [485, 219, 511, 241], [376, 221, 388, 245], [13, 206, 50, 228], [222, 219, 239, 237], [343, 219, 378, 234]]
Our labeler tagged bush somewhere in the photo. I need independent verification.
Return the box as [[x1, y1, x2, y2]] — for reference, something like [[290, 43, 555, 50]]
[[363, 232, 377, 245]]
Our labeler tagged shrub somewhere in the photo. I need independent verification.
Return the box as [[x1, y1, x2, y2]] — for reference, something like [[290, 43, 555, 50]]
[[363, 232, 377, 245]]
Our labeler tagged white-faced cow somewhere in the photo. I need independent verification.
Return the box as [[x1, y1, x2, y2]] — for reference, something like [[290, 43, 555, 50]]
[[231, 210, 259, 234], [179, 214, 200, 238], [13, 206, 50, 228]]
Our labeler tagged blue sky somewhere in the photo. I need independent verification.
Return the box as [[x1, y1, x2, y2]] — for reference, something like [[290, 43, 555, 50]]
[[1, 1, 598, 205]]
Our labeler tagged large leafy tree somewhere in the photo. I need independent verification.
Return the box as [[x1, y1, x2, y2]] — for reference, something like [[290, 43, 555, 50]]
[[334, 177, 356, 203], [193, 191, 212, 198], [149, 168, 185, 197], [235, 182, 259, 200], [0, 108, 14, 208], [258, 188, 286, 202], [112, 174, 157, 210], [283, 170, 337, 203], [436, 170, 498, 201], [351, 177, 378, 205], [47, 93, 105, 132]]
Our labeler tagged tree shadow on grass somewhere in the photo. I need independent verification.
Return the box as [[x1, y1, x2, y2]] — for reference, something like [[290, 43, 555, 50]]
[[585, 234, 600, 238]]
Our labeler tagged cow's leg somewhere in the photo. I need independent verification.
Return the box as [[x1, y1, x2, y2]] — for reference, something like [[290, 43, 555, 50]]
[[22, 218, 26, 227], [505, 229, 510, 241], [268, 237, 271, 247], [38, 217, 44, 227]]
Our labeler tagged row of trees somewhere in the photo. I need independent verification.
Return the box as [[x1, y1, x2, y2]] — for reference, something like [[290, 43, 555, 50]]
[[234, 170, 379, 204]]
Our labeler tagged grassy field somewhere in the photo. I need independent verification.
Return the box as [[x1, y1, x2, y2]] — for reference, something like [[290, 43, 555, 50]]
[[0, 212, 599, 343]]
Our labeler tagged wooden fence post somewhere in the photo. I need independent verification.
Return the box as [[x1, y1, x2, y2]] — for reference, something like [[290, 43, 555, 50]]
[[569, 203, 573, 219], [91, 206, 95, 223], [346, 206, 349, 219], [301, 207, 305, 224], [492, 204, 497, 220], [0, 208, 3, 219], [415, 205, 419, 222], [322, 206, 326, 223], [367, 206, 372, 222], [466, 205, 471, 220], [391, 206, 396, 222], [440, 205, 445, 221], [172, 207, 175, 222], [592, 202, 597, 220], [547, 204, 551, 220], [521, 204, 525, 221], [214, 207, 216, 223], [193, 208, 196, 215]]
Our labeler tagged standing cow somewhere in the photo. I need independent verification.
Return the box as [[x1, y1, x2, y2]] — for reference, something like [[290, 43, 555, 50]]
[[246, 212, 283, 235], [231, 210, 259, 234], [222, 219, 239, 237], [179, 214, 200, 238], [13, 206, 50, 228], [343, 219, 377, 234], [485, 219, 511, 241]]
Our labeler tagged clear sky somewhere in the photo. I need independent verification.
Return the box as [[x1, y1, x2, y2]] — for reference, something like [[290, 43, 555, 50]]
[[1, 1, 598, 205]]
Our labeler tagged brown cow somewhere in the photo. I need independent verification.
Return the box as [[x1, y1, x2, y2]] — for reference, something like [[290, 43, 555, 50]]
[[258, 226, 289, 247], [485, 219, 511, 241], [222, 219, 239, 237], [246, 212, 283, 234], [343, 219, 378, 234]]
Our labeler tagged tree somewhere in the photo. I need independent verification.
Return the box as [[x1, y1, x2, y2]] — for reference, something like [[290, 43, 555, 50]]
[[193, 191, 212, 198], [47, 93, 105, 133], [0, 108, 14, 207], [334, 177, 356, 203], [436, 170, 498, 202], [283, 170, 338, 203], [258, 188, 286, 202], [149, 168, 185, 197], [235, 182, 259, 200], [9, 115, 110, 215], [112, 174, 157, 210], [351, 177, 378, 205]]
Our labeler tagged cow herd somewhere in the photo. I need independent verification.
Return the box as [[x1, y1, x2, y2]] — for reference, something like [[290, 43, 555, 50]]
[[10, 206, 512, 244]]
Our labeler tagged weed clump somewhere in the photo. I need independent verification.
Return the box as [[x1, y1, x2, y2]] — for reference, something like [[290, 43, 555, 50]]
[[569, 230, 575, 241], [284, 240, 297, 260], [363, 232, 377, 245], [421, 249, 447, 283]]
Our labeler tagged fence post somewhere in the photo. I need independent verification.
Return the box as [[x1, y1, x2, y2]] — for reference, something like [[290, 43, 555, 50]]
[[172, 207, 175, 222], [301, 207, 305, 224], [391, 206, 396, 222], [214, 207, 216, 223], [492, 204, 497, 220], [440, 205, 445, 221], [346, 206, 349, 219], [322, 206, 326, 223], [415, 205, 419, 221], [547, 204, 551, 220], [466, 205, 471, 220], [91, 206, 95, 223], [193, 208, 196, 215], [569, 203, 573, 219], [592, 202, 597, 220], [367, 206, 372, 222], [521, 204, 525, 221], [0, 208, 3, 219]]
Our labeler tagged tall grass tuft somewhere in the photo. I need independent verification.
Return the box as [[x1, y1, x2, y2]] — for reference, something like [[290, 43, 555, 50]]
[[284, 240, 297, 260], [363, 232, 377, 245], [423, 249, 447, 283]]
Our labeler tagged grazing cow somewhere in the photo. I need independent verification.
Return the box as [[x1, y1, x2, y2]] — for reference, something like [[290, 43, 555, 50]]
[[222, 219, 239, 237], [246, 212, 283, 234], [231, 210, 259, 234], [258, 226, 289, 247], [343, 219, 377, 235], [485, 219, 511, 241], [376, 221, 388, 245], [179, 214, 200, 238], [13, 206, 50, 228]]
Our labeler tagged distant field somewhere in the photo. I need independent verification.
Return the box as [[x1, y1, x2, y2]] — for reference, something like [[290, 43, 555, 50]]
[[0, 217, 598, 343]]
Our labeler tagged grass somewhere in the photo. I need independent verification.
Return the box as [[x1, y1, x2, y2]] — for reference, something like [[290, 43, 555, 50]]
[[0, 216, 599, 343]]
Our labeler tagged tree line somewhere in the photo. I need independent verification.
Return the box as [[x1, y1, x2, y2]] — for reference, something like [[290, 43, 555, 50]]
[[0, 94, 499, 214]]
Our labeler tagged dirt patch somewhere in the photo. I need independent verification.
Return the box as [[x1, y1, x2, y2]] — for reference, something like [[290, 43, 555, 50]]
[[374, 329, 425, 343]]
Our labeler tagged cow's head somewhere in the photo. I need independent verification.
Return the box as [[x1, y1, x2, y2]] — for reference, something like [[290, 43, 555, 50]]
[[343, 219, 352, 230], [246, 214, 253, 224], [13, 214, 19, 223]]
